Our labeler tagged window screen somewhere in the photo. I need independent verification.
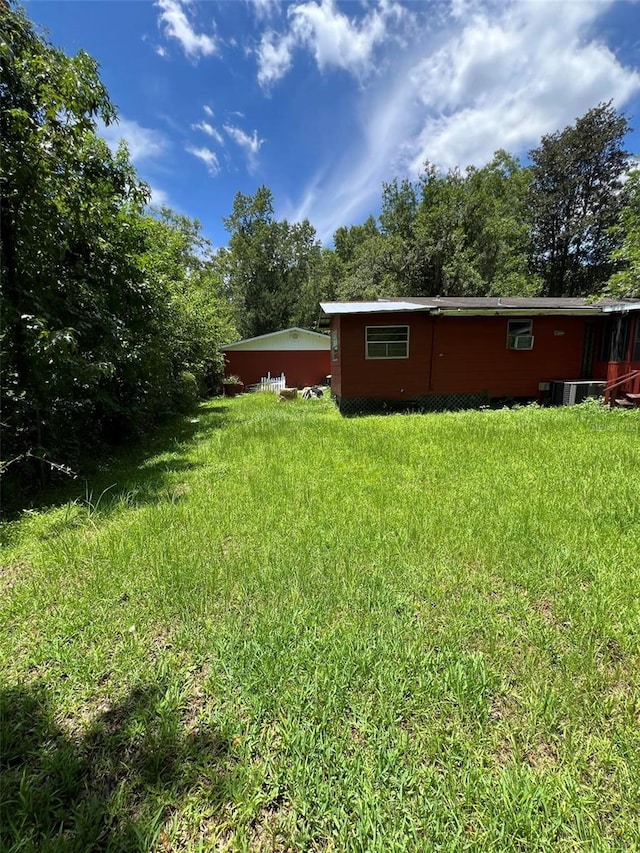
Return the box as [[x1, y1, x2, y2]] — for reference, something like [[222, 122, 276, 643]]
[[365, 326, 409, 359]]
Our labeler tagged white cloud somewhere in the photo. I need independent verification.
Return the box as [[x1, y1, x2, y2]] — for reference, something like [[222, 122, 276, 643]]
[[148, 185, 170, 207], [284, 0, 640, 244], [405, 1, 640, 173], [289, 0, 403, 75], [257, 0, 407, 88], [191, 121, 224, 145], [250, 0, 281, 21], [97, 117, 167, 166], [257, 31, 295, 88], [155, 0, 217, 60], [187, 145, 220, 176], [224, 123, 264, 170], [203, 105, 214, 117]]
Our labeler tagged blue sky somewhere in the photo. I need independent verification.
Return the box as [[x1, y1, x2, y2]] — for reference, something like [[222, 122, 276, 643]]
[[28, 0, 640, 249]]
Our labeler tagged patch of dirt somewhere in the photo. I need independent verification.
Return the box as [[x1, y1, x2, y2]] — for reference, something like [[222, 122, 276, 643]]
[[349, 723, 366, 750], [525, 740, 559, 771], [246, 802, 294, 852], [489, 692, 518, 724], [164, 482, 191, 503], [0, 561, 30, 594], [491, 731, 559, 772], [489, 692, 520, 769], [533, 598, 570, 630], [493, 736, 515, 767], [182, 684, 210, 733]]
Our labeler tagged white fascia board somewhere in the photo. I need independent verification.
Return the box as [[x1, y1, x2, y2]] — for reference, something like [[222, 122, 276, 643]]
[[320, 301, 431, 315], [438, 309, 604, 317], [601, 302, 640, 313]]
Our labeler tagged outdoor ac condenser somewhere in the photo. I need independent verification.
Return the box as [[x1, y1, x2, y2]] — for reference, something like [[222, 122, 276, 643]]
[[550, 380, 605, 406]]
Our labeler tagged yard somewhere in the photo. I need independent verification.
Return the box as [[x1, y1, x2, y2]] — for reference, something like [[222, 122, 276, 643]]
[[1, 394, 640, 851]]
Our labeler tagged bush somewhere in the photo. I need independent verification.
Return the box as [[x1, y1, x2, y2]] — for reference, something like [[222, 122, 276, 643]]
[[172, 371, 199, 413]]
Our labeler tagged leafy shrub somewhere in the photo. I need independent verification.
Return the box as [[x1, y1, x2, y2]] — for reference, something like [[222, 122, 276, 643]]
[[172, 371, 199, 413]]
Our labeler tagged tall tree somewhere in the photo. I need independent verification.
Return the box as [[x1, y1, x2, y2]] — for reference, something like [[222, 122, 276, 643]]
[[333, 216, 379, 265], [463, 151, 539, 295], [222, 187, 322, 337], [1, 2, 144, 474], [378, 178, 425, 296], [606, 167, 640, 299], [414, 164, 481, 295], [0, 3, 234, 496], [528, 101, 631, 297], [138, 208, 236, 393]]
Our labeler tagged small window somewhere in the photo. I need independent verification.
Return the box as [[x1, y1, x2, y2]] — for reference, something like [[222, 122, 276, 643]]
[[331, 328, 339, 362], [365, 325, 409, 359], [507, 319, 534, 350]]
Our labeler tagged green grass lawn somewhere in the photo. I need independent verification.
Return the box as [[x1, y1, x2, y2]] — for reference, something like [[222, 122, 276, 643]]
[[2, 394, 640, 852]]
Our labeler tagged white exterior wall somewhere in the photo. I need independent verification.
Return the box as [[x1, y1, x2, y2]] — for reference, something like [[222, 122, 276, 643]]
[[222, 328, 330, 352]]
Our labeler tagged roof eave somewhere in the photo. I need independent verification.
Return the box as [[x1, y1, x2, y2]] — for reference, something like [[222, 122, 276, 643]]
[[438, 308, 604, 317], [221, 326, 328, 350], [320, 301, 433, 316], [601, 302, 640, 313]]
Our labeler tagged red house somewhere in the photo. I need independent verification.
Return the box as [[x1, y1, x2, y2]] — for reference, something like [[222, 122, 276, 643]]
[[321, 297, 640, 414], [221, 327, 330, 389]]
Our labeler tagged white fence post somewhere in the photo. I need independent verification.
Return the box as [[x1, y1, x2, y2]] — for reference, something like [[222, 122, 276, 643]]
[[255, 372, 287, 393]]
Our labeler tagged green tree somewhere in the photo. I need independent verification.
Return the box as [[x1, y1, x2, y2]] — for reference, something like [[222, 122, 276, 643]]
[[222, 187, 322, 337], [0, 4, 233, 495], [606, 167, 640, 299], [414, 164, 481, 295], [329, 157, 538, 301], [1, 3, 148, 475], [528, 101, 631, 297], [463, 151, 539, 295], [333, 216, 380, 266], [377, 179, 426, 296], [138, 208, 236, 395]]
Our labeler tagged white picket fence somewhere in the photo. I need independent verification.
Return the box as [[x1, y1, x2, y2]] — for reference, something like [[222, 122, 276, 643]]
[[251, 372, 287, 393]]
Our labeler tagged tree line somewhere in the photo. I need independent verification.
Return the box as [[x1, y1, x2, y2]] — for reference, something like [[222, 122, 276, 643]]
[[1, 3, 234, 496], [1, 1, 639, 497], [223, 106, 639, 335]]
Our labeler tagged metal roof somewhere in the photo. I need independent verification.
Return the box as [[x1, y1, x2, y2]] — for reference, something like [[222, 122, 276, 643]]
[[386, 296, 622, 310], [601, 301, 640, 312], [319, 301, 430, 315], [321, 297, 640, 316]]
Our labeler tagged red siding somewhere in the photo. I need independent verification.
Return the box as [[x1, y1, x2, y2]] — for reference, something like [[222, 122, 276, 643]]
[[338, 313, 434, 401], [337, 312, 599, 401], [224, 350, 330, 388], [430, 315, 591, 397]]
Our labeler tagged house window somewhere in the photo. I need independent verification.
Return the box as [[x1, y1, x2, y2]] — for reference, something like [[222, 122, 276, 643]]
[[365, 325, 409, 359], [507, 319, 534, 350], [331, 328, 339, 361]]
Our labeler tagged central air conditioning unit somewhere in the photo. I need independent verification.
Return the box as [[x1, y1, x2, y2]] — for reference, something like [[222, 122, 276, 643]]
[[508, 335, 535, 350], [550, 380, 605, 406]]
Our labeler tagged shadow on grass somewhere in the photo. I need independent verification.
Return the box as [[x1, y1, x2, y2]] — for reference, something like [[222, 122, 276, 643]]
[[0, 681, 232, 852], [1, 401, 231, 523]]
